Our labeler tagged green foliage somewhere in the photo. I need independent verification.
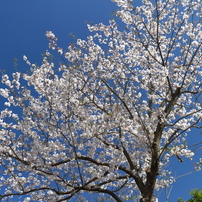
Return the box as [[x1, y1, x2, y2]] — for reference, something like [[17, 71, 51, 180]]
[[177, 189, 202, 202]]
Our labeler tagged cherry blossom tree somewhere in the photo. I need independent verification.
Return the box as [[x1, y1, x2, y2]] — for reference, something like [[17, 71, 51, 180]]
[[0, 0, 202, 201]]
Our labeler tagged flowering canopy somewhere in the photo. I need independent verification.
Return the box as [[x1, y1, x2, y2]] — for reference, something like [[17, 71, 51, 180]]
[[0, 0, 202, 201]]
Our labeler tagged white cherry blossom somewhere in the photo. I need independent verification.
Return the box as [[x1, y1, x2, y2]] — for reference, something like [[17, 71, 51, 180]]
[[0, 0, 202, 202]]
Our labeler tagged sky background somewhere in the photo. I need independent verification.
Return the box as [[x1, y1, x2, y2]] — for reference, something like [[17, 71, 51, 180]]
[[0, 0, 202, 201]]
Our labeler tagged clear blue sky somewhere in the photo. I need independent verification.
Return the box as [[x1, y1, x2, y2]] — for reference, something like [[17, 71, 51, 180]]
[[0, 1, 202, 201]]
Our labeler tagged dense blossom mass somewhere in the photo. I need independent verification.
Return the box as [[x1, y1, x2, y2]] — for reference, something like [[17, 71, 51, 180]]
[[0, 0, 202, 201]]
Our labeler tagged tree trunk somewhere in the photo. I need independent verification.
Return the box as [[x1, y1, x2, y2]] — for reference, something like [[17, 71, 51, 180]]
[[140, 195, 157, 202]]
